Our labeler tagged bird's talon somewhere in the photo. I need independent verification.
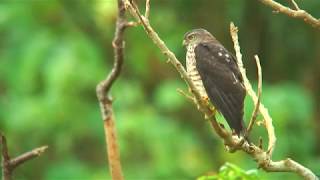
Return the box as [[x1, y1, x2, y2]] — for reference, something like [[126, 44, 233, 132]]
[[202, 96, 209, 105]]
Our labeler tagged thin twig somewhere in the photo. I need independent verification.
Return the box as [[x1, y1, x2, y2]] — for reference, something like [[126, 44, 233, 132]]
[[10, 146, 48, 169], [145, 0, 150, 19], [1, 134, 48, 180], [287, 0, 300, 10], [177, 88, 195, 102], [97, 1, 126, 97], [258, 0, 320, 30], [246, 55, 262, 135], [96, 0, 131, 179]]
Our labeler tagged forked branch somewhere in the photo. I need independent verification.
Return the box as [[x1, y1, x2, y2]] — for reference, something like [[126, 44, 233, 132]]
[[246, 55, 262, 136], [96, 0, 133, 179], [1, 134, 48, 180]]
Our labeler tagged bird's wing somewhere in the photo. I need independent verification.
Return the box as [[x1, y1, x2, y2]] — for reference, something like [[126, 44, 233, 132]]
[[195, 42, 246, 134]]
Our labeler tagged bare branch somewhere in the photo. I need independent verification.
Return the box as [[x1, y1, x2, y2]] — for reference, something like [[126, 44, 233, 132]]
[[246, 55, 262, 135], [258, 0, 320, 30], [102, 112, 123, 180], [240, 144, 318, 180], [230, 22, 276, 155], [1, 134, 47, 180], [10, 146, 48, 169], [145, 0, 150, 19], [265, 159, 318, 179], [1, 134, 11, 180], [95, 0, 132, 179], [97, 0, 126, 99], [287, 0, 300, 10]]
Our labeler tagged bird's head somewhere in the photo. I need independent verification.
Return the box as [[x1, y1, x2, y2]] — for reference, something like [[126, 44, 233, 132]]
[[183, 28, 215, 47]]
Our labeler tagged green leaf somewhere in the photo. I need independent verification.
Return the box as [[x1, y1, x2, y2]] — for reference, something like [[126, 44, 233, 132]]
[[198, 162, 259, 180]]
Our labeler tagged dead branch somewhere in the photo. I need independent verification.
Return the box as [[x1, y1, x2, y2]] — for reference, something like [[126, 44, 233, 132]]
[[246, 55, 262, 136], [1, 134, 48, 180], [230, 23, 276, 155], [95, 0, 133, 179], [258, 0, 320, 30], [1, 134, 10, 180], [124, 1, 318, 179]]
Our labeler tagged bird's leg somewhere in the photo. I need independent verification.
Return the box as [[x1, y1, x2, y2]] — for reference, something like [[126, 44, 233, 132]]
[[205, 105, 216, 120]]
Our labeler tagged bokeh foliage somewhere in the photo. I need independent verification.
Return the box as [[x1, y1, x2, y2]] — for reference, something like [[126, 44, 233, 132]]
[[0, 0, 319, 179], [197, 163, 259, 180]]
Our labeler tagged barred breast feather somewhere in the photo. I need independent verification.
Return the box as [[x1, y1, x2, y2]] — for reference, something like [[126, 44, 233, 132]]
[[194, 42, 245, 135], [186, 44, 208, 98]]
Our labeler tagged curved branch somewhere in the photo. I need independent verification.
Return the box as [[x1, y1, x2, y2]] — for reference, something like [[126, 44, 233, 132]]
[[230, 23, 276, 155], [97, 0, 127, 99], [96, 0, 132, 179], [287, 0, 300, 10], [258, 0, 320, 30], [246, 55, 262, 136], [265, 158, 317, 179]]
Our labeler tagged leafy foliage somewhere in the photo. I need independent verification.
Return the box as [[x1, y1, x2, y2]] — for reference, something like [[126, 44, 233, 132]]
[[198, 163, 259, 180]]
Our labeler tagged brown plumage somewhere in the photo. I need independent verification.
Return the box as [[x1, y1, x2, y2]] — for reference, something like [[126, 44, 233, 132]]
[[183, 28, 246, 135]]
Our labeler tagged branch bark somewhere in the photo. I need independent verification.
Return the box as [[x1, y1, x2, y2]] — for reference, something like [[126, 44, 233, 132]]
[[95, 0, 132, 179], [246, 55, 262, 136], [1, 134, 48, 180], [124, 1, 318, 179], [258, 0, 320, 30]]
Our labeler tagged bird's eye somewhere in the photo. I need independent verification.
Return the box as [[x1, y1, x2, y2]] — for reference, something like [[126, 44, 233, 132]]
[[187, 34, 194, 40]]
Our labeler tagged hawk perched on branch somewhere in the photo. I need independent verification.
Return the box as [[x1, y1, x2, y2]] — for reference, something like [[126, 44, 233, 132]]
[[183, 29, 246, 135]]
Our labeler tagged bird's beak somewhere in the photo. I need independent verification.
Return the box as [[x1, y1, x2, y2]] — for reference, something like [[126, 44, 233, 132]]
[[182, 39, 187, 47]]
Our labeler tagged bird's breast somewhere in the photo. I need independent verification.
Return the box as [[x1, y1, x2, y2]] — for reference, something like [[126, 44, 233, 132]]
[[186, 45, 208, 98]]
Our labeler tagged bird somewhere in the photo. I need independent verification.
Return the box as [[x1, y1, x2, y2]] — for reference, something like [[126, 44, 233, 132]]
[[183, 28, 246, 135]]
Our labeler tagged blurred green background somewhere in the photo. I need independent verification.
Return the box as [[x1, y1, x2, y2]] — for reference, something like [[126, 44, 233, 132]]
[[0, 0, 320, 179]]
